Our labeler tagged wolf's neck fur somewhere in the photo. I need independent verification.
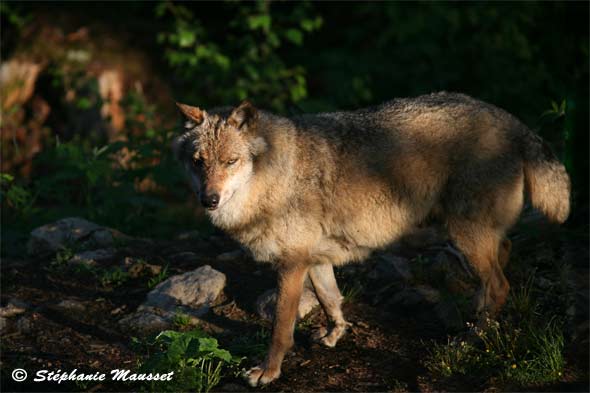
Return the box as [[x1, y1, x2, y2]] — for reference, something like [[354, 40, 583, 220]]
[[207, 114, 298, 235]]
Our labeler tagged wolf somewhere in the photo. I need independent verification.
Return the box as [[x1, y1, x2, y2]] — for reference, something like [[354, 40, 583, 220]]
[[173, 92, 570, 387]]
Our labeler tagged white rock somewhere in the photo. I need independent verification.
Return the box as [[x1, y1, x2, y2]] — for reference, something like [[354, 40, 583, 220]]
[[27, 217, 127, 256], [56, 299, 86, 313], [176, 230, 200, 241], [216, 249, 244, 261], [145, 265, 226, 315], [69, 249, 116, 266], [119, 265, 227, 334], [256, 285, 320, 321], [119, 312, 170, 335], [0, 300, 28, 318]]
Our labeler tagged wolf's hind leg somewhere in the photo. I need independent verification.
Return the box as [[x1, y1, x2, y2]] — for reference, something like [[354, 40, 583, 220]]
[[498, 238, 512, 270], [308, 264, 350, 348], [448, 221, 510, 317]]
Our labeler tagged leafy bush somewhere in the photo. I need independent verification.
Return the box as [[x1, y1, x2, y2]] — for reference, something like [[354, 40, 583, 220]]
[[140, 329, 242, 392], [156, 0, 322, 111]]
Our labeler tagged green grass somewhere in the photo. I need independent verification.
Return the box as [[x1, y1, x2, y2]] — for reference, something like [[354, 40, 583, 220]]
[[148, 264, 169, 289], [229, 328, 270, 359], [173, 311, 192, 328], [424, 268, 567, 387], [341, 280, 363, 303]]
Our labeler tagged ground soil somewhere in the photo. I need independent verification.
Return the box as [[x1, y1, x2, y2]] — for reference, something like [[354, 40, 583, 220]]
[[1, 229, 588, 393]]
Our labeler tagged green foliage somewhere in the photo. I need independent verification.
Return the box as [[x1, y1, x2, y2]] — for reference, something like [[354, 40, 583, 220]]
[[50, 247, 75, 270], [140, 329, 242, 392], [229, 328, 270, 359], [156, 0, 322, 111], [1, 90, 198, 243], [0, 173, 37, 220], [148, 264, 169, 289], [425, 318, 565, 385], [424, 270, 567, 387], [99, 267, 130, 288], [172, 311, 192, 328], [341, 281, 363, 303], [0, 2, 31, 30], [424, 337, 484, 378]]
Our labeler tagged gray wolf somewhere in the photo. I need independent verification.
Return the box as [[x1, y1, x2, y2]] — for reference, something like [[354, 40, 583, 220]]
[[173, 92, 570, 386]]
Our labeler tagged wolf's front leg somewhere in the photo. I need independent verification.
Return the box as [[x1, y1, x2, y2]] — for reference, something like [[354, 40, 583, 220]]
[[244, 264, 309, 387]]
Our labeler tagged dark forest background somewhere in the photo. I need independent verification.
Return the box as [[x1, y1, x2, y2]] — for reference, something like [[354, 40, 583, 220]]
[[1, 2, 588, 392], [2, 1, 587, 250]]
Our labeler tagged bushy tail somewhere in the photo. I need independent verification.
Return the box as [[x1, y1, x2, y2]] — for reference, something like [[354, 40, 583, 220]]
[[522, 130, 571, 223]]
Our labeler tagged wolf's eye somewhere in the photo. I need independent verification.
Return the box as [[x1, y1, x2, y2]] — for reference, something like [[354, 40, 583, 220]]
[[227, 158, 238, 166]]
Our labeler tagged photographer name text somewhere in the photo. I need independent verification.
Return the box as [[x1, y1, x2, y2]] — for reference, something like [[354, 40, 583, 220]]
[[33, 369, 174, 384]]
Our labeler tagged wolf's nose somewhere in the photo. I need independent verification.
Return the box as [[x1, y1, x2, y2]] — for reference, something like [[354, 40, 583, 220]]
[[201, 193, 220, 209]]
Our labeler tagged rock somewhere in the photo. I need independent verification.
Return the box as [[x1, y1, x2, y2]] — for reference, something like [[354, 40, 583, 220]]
[[56, 300, 86, 313], [256, 283, 320, 321], [120, 265, 226, 333], [536, 277, 553, 290], [0, 300, 28, 318], [119, 311, 170, 335], [27, 217, 130, 256], [368, 254, 412, 282], [389, 285, 441, 308], [145, 265, 226, 315], [176, 230, 200, 241], [69, 249, 116, 267], [216, 249, 244, 261], [168, 252, 199, 263], [433, 300, 464, 331], [127, 261, 162, 278], [16, 316, 32, 334]]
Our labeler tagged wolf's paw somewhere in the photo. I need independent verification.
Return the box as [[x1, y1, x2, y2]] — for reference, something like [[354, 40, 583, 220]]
[[311, 322, 351, 348], [243, 365, 280, 387], [311, 326, 329, 342]]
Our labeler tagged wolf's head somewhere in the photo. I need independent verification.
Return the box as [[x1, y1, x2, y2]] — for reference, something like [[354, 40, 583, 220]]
[[173, 101, 267, 213]]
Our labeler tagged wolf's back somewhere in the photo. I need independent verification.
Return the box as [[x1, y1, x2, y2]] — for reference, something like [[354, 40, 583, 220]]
[[521, 130, 571, 223]]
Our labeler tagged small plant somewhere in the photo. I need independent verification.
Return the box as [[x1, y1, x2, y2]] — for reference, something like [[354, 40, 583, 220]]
[[140, 329, 242, 392], [173, 311, 192, 328], [99, 267, 130, 288], [424, 337, 483, 377], [506, 274, 539, 325], [424, 317, 566, 386], [50, 247, 75, 270], [341, 281, 363, 303], [296, 316, 314, 332], [148, 264, 169, 289], [229, 329, 270, 359], [389, 377, 409, 392], [0, 173, 37, 220]]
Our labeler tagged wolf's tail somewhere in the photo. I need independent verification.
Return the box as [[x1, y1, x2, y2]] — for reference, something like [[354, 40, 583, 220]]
[[521, 130, 571, 223]]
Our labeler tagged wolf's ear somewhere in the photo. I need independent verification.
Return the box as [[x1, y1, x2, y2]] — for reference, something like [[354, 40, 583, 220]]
[[176, 102, 205, 127], [228, 100, 258, 130]]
